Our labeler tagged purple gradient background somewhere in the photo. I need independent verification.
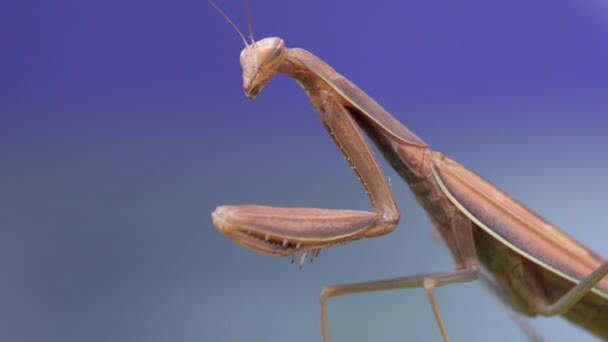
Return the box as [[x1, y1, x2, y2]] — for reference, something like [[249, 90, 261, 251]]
[[1, 0, 607, 341]]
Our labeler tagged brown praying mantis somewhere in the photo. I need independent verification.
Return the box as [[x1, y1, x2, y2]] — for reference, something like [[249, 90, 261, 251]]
[[209, 1, 608, 340]]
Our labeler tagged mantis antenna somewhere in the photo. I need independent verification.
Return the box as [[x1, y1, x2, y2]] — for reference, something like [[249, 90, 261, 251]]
[[244, 0, 255, 44], [207, 0, 248, 46]]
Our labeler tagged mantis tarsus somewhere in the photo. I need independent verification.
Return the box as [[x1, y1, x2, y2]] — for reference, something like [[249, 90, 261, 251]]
[[209, 2, 608, 340]]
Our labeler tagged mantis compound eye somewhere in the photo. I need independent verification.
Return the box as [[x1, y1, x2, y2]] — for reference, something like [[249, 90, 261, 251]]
[[254, 37, 285, 68]]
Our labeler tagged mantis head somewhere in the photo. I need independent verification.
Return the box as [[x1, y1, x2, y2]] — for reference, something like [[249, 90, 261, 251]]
[[207, 0, 285, 100], [240, 37, 286, 100]]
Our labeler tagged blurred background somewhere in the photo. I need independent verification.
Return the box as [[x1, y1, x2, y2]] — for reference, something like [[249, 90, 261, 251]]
[[1, 0, 607, 341]]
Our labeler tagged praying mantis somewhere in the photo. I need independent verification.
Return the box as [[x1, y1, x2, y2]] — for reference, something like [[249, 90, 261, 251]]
[[209, 1, 608, 340]]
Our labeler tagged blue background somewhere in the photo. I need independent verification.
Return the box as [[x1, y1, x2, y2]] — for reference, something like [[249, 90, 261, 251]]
[[1, 0, 607, 341]]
